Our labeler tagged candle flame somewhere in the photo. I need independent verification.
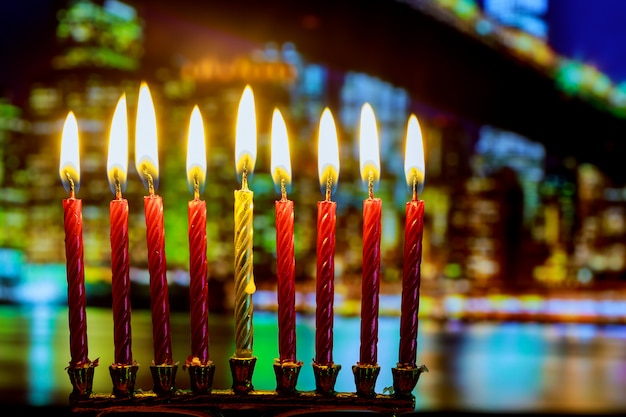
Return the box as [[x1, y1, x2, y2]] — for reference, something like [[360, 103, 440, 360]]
[[270, 108, 292, 194], [186, 105, 207, 196], [59, 111, 80, 193], [235, 85, 257, 182], [106, 94, 128, 195], [317, 108, 340, 197], [404, 114, 425, 195], [135, 82, 159, 191], [359, 103, 381, 192]]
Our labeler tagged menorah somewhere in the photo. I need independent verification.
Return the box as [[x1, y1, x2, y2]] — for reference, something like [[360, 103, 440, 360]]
[[67, 351, 428, 416], [61, 83, 428, 415]]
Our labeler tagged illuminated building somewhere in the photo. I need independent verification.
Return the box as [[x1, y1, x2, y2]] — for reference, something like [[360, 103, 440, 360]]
[[2, 0, 626, 307]]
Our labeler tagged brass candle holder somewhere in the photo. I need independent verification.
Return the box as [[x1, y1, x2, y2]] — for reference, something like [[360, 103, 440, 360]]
[[149, 363, 178, 396], [109, 363, 139, 398], [312, 362, 342, 396], [67, 363, 97, 401], [186, 361, 216, 394], [273, 360, 303, 395], [229, 356, 257, 394], [392, 364, 429, 397], [352, 363, 381, 398]]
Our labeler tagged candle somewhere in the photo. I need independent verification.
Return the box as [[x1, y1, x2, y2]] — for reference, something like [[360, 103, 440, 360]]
[[233, 85, 257, 359], [314, 108, 340, 366], [270, 108, 297, 363], [186, 105, 210, 364], [358, 103, 382, 366], [107, 94, 133, 366], [398, 114, 426, 368], [59, 111, 91, 368], [135, 82, 173, 366]]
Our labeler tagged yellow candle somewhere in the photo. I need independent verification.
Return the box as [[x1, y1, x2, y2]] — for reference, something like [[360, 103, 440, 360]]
[[233, 85, 257, 358]]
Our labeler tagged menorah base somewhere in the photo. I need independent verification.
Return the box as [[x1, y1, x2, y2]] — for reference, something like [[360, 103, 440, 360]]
[[69, 389, 416, 416], [68, 361, 425, 415]]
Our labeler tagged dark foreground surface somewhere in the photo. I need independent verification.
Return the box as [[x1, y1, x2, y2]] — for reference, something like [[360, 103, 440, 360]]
[[4, 406, 626, 417]]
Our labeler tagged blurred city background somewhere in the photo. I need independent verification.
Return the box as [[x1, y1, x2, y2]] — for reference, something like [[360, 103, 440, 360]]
[[2, 0, 626, 414]]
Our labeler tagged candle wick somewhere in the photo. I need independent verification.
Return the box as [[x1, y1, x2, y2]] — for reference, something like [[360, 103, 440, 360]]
[[280, 177, 287, 201], [241, 161, 249, 191], [412, 175, 418, 201], [193, 175, 200, 200], [325, 175, 332, 202], [143, 167, 155, 196], [65, 171, 75, 199], [114, 170, 122, 200], [368, 170, 374, 199]]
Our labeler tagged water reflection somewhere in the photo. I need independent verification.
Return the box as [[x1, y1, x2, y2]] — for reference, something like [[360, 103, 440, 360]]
[[28, 305, 56, 406], [2, 304, 626, 413]]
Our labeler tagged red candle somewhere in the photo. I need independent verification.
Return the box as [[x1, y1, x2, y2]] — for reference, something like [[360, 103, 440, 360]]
[[107, 94, 133, 366], [110, 197, 132, 365], [358, 103, 382, 366], [186, 105, 210, 364], [276, 198, 296, 362], [188, 197, 208, 363], [360, 197, 381, 365], [315, 200, 336, 366], [144, 193, 173, 365], [59, 111, 90, 368], [314, 108, 340, 366], [399, 198, 424, 366], [64, 195, 89, 367], [135, 82, 173, 366], [399, 114, 426, 368], [271, 108, 297, 363]]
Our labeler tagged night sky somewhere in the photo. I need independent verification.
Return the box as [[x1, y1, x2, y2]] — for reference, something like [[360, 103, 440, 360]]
[[0, 0, 60, 100], [547, 0, 626, 84], [2, 1, 626, 81], [1, 0, 626, 101]]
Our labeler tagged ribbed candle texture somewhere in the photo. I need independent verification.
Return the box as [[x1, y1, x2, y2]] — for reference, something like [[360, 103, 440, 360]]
[[63, 197, 89, 367], [234, 188, 254, 358], [110, 198, 132, 365], [399, 199, 425, 367], [144, 194, 173, 365], [360, 197, 381, 365], [276, 199, 296, 363], [315, 200, 336, 366], [188, 198, 209, 363]]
